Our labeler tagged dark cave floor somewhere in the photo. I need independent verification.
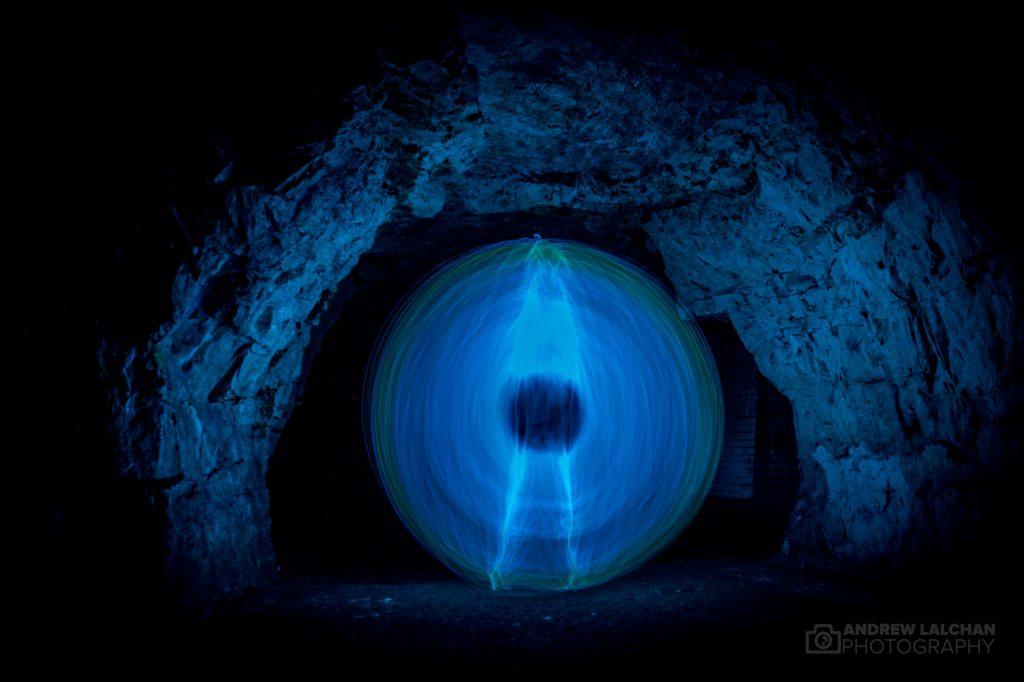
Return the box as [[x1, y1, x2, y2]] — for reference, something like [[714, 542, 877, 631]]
[[196, 558, 1009, 667]]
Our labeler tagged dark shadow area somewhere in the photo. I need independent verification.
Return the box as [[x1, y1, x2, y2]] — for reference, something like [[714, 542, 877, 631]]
[[507, 375, 584, 452], [667, 320, 800, 559], [191, 557, 1012, 668], [36, 482, 171, 650]]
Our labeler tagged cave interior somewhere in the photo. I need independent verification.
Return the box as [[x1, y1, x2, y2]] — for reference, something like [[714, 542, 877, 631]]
[[36, 6, 1020, 665]]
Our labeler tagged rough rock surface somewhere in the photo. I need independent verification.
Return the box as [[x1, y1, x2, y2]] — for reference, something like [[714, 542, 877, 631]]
[[106, 17, 1019, 604]]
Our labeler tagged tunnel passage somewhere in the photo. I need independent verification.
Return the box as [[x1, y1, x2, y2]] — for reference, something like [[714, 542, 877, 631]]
[[266, 214, 798, 576], [670, 320, 800, 557]]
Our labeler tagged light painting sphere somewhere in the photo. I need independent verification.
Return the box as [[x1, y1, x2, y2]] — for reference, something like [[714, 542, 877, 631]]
[[364, 238, 722, 591]]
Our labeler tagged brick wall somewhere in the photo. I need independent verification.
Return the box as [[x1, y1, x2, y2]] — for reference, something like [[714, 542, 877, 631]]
[[701, 320, 758, 499], [658, 320, 800, 556]]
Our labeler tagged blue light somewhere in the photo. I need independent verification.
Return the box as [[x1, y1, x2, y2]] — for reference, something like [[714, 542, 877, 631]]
[[365, 238, 723, 590]]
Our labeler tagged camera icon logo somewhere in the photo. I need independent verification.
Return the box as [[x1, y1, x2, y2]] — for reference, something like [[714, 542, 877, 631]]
[[806, 624, 843, 654]]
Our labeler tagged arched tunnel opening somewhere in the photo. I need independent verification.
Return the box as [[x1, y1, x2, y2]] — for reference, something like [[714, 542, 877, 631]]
[[266, 213, 799, 578]]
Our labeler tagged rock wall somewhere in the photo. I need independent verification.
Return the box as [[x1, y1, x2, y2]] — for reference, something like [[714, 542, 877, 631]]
[[106, 17, 1018, 603]]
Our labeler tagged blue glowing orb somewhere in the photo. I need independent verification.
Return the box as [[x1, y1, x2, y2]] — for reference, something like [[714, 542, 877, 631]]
[[365, 238, 723, 590]]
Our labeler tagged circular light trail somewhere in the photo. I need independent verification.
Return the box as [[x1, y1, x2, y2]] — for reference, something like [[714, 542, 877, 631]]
[[365, 238, 722, 590]]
